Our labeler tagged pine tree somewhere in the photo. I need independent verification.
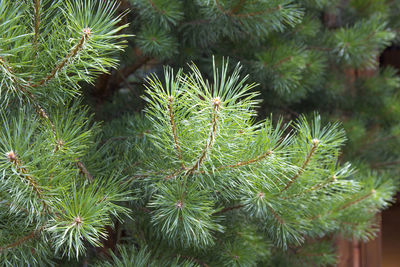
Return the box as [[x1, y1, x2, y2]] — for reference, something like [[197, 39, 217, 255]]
[[107, 0, 400, 176], [0, 1, 398, 267], [0, 0, 130, 265]]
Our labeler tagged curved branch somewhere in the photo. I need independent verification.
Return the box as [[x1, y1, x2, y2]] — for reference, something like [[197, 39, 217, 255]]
[[336, 190, 375, 212], [195, 150, 273, 176]]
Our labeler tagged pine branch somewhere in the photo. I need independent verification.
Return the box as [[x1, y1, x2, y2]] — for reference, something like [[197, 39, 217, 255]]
[[218, 150, 274, 170], [212, 204, 244, 216], [167, 96, 184, 168], [273, 56, 293, 68], [177, 254, 210, 267], [311, 190, 375, 220], [0, 56, 57, 137], [6, 151, 49, 212], [370, 160, 400, 169], [33, 0, 40, 47], [76, 159, 94, 182], [282, 175, 337, 199], [336, 190, 375, 212], [165, 167, 186, 180], [281, 139, 319, 192], [93, 55, 150, 101], [214, 0, 281, 18], [148, 0, 166, 15], [31, 29, 91, 88], [0, 227, 43, 252], [267, 205, 285, 224], [180, 19, 211, 27], [196, 150, 273, 175], [186, 99, 220, 174]]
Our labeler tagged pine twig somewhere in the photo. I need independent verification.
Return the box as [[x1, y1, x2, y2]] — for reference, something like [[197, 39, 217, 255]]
[[194, 150, 273, 176], [336, 190, 375, 212], [6, 151, 49, 212], [76, 159, 94, 182], [214, 0, 281, 18], [0, 226, 44, 252], [148, 0, 166, 15], [212, 204, 244, 216], [167, 96, 185, 168], [281, 139, 319, 192], [282, 175, 337, 199], [33, 0, 41, 47], [31, 29, 91, 88], [215, 150, 273, 171], [310, 190, 375, 220], [267, 205, 285, 224], [370, 160, 400, 169], [187, 98, 220, 174], [0, 56, 57, 138]]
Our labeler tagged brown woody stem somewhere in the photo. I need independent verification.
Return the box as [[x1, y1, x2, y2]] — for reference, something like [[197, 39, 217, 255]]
[[0, 227, 43, 251], [337, 190, 375, 212], [187, 104, 219, 174], [215, 150, 273, 171], [0, 56, 57, 138], [31, 31, 90, 88], [33, 0, 41, 47], [215, 0, 281, 18], [311, 190, 375, 220], [76, 159, 94, 182], [267, 205, 285, 224], [282, 175, 337, 199], [281, 139, 319, 192], [148, 0, 166, 15], [167, 96, 185, 168], [212, 204, 244, 216], [7, 152, 49, 212]]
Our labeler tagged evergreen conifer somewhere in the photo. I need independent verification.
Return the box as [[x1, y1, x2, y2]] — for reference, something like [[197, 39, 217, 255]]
[[0, 0, 398, 266]]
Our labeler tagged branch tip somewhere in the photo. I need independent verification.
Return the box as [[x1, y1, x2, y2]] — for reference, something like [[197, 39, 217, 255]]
[[74, 216, 83, 226], [6, 150, 18, 164], [82, 27, 92, 37]]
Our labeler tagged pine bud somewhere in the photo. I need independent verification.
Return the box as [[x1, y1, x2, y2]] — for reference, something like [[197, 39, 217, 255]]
[[74, 216, 83, 226], [257, 192, 265, 199], [82, 27, 92, 37], [175, 200, 184, 209], [311, 138, 320, 145], [54, 140, 65, 152], [212, 97, 221, 110], [6, 150, 17, 164]]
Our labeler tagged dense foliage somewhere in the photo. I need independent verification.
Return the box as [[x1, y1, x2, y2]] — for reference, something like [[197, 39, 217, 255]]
[[0, 0, 399, 266]]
